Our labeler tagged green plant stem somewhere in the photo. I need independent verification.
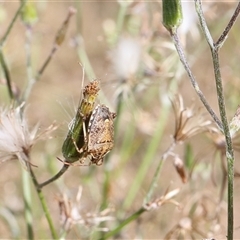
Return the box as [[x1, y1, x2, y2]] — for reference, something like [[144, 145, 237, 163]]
[[77, 36, 96, 80], [22, 168, 34, 240], [29, 167, 58, 239], [0, 50, 13, 100], [115, 2, 130, 41], [0, 207, 20, 238], [171, 32, 223, 131], [100, 207, 146, 240], [123, 102, 170, 210], [39, 164, 69, 189], [75, 3, 95, 81], [144, 141, 176, 204], [0, 0, 27, 47], [21, 25, 35, 103]]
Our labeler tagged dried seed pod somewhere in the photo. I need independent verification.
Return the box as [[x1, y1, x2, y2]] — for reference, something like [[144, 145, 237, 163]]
[[173, 156, 187, 183]]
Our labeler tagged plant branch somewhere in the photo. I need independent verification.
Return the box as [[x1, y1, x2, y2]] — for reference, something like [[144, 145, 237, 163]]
[[22, 168, 34, 240], [144, 141, 176, 204], [194, 0, 214, 48], [36, 7, 76, 81], [29, 166, 58, 239], [194, 1, 236, 238], [39, 164, 69, 189], [171, 32, 223, 130], [211, 47, 234, 240], [100, 207, 146, 240], [0, 50, 13, 100], [0, 0, 27, 47], [215, 1, 240, 48]]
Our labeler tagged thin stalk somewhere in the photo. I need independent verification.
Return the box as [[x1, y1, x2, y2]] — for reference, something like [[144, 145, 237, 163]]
[[171, 32, 223, 131], [39, 164, 69, 189], [194, 1, 237, 238], [29, 167, 58, 239], [211, 48, 234, 240], [22, 25, 34, 103], [215, 1, 240, 48], [100, 207, 146, 240], [35, 7, 75, 81], [22, 168, 34, 240], [0, 0, 27, 47], [144, 141, 176, 204], [123, 103, 170, 210], [36, 46, 57, 81], [77, 36, 96, 80], [194, 0, 214, 49], [0, 207, 20, 238], [115, 2, 129, 41], [0, 50, 13, 100]]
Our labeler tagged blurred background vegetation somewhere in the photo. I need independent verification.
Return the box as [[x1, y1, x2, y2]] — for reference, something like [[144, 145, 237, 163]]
[[0, 1, 240, 239]]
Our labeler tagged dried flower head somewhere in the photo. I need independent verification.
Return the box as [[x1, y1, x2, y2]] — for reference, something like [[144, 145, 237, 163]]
[[171, 95, 212, 143], [165, 193, 224, 239], [0, 104, 56, 169], [57, 186, 114, 232], [144, 188, 180, 210]]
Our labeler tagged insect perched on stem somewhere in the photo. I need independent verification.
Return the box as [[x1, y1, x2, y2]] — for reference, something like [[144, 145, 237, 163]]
[[39, 79, 116, 189], [62, 80, 116, 166], [62, 79, 100, 164]]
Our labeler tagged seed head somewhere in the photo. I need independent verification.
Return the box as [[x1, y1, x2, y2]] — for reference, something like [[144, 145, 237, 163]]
[[0, 104, 56, 169], [171, 95, 211, 143]]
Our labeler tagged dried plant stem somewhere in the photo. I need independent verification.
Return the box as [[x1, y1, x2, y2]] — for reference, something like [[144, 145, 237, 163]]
[[194, 1, 239, 239], [215, 2, 240, 48], [36, 46, 57, 81], [170, 33, 223, 131], [22, 7, 75, 102], [144, 141, 176, 204], [29, 167, 58, 239]]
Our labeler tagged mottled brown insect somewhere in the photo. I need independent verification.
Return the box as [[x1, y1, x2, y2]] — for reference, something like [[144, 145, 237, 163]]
[[87, 104, 116, 165]]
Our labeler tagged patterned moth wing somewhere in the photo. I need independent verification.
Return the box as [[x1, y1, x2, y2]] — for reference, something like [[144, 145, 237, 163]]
[[87, 104, 116, 165]]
